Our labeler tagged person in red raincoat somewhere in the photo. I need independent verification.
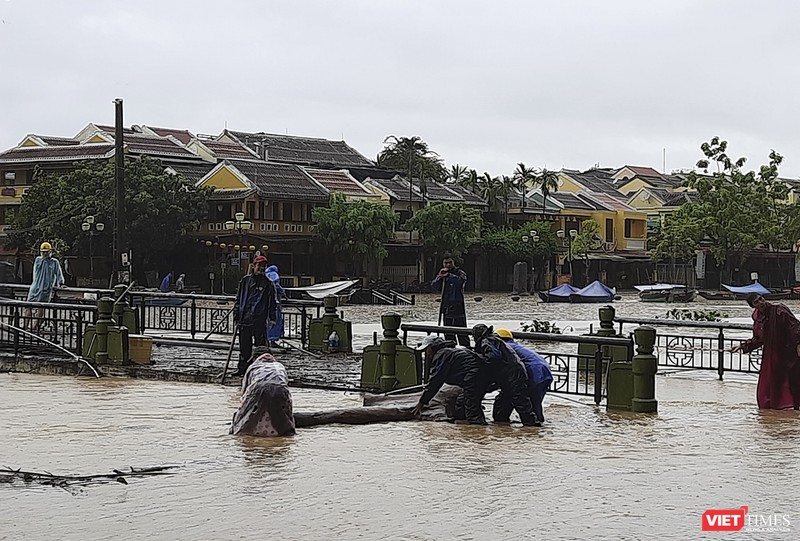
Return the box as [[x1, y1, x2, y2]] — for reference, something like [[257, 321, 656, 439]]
[[731, 293, 800, 409]]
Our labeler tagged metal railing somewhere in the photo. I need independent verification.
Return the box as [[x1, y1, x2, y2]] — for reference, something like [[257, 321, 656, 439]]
[[0, 283, 322, 348], [401, 323, 634, 405], [0, 299, 95, 357], [615, 317, 757, 379]]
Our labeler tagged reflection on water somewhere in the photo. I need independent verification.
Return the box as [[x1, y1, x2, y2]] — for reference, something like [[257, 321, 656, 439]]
[[2, 372, 800, 540]]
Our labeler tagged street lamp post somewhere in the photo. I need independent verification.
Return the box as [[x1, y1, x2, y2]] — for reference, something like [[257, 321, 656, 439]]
[[556, 228, 578, 280], [521, 229, 540, 293], [224, 211, 253, 273], [81, 215, 105, 285]]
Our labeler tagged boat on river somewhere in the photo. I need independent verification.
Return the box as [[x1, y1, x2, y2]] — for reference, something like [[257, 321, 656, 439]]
[[284, 279, 361, 302], [569, 281, 616, 303], [635, 284, 698, 302], [538, 283, 580, 303], [698, 281, 790, 301]]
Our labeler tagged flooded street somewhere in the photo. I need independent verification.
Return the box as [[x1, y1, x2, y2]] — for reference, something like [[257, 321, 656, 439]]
[[3, 294, 800, 539]]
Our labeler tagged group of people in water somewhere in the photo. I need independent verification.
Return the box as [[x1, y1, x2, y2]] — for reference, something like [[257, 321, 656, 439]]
[[229, 255, 800, 438]]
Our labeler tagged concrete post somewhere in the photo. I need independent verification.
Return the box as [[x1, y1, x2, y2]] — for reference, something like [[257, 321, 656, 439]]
[[379, 312, 401, 391], [512, 261, 528, 295], [597, 305, 616, 337], [322, 295, 338, 339], [95, 297, 114, 363], [632, 325, 658, 413]]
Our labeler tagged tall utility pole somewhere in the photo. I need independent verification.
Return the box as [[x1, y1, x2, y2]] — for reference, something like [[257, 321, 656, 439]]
[[113, 98, 125, 279]]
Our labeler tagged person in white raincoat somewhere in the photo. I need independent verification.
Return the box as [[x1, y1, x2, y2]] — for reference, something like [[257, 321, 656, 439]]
[[230, 347, 295, 437]]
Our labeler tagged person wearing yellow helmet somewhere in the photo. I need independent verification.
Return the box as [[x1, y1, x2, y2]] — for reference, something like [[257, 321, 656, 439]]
[[495, 328, 554, 423], [27, 240, 64, 303]]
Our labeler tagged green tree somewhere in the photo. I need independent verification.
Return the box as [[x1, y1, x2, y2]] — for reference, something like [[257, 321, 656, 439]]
[[376, 135, 447, 183], [479, 220, 556, 259], [312, 193, 398, 275], [513, 162, 537, 211], [571, 219, 601, 284], [8, 157, 212, 272], [447, 164, 470, 186], [536, 168, 560, 215], [404, 202, 482, 259], [654, 137, 789, 283]]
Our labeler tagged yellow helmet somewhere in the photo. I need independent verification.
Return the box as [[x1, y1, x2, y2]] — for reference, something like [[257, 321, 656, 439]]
[[40, 242, 52, 251], [496, 328, 514, 339]]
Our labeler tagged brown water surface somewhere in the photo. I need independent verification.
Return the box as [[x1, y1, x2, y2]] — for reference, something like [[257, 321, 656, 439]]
[[2, 370, 799, 540]]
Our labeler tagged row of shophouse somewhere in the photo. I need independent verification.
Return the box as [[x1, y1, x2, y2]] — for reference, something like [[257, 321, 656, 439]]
[[0, 122, 795, 291]]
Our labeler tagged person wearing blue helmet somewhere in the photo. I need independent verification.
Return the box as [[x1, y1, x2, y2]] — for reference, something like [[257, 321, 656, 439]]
[[265, 264, 285, 347]]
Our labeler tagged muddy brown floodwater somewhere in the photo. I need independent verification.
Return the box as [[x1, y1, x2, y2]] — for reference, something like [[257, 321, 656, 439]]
[[2, 293, 800, 540]]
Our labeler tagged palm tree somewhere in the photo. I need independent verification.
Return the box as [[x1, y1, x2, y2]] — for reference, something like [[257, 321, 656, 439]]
[[478, 172, 501, 212], [499, 175, 515, 225], [460, 169, 480, 194], [447, 164, 469, 186], [513, 162, 537, 212], [377, 135, 446, 182], [536, 168, 560, 216]]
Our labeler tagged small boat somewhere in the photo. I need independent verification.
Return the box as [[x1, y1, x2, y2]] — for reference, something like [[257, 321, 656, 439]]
[[635, 284, 698, 302], [284, 279, 361, 302], [699, 281, 790, 301], [538, 283, 579, 303], [569, 281, 616, 303]]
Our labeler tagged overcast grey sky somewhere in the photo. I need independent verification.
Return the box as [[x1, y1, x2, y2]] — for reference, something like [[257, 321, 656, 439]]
[[1, 0, 798, 178]]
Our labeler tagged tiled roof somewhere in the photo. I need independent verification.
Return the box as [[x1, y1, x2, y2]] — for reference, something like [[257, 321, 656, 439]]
[[94, 124, 136, 135], [0, 144, 115, 163], [225, 160, 329, 202], [625, 165, 662, 177], [165, 162, 216, 183], [208, 188, 257, 201], [548, 191, 598, 211], [663, 191, 697, 206], [347, 166, 402, 182], [444, 183, 488, 207], [144, 126, 194, 145], [637, 174, 680, 189], [583, 191, 635, 212], [37, 135, 80, 146], [202, 140, 258, 160], [225, 130, 373, 167], [567, 169, 628, 200], [303, 168, 372, 197], [366, 177, 424, 202], [121, 134, 199, 159], [410, 178, 462, 202]]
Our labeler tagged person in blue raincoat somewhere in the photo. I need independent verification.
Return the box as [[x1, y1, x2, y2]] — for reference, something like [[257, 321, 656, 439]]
[[496, 328, 554, 423], [27, 242, 64, 303], [159, 272, 173, 293], [265, 264, 285, 346]]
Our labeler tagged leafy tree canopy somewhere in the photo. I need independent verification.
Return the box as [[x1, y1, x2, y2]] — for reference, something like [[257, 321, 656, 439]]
[[8, 157, 212, 262], [376, 135, 447, 183], [653, 137, 790, 274], [404, 202, 482, 258], [312, 192, 397, 264], [479, 220, 556, 258]]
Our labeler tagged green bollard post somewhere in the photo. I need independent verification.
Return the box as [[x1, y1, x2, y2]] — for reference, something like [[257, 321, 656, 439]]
[[379, 312, 401, 391], [597, 305, 616, 337], [322, 295, 337, 350], [95, 297, 114, 363], [632, 325, 658, 413]]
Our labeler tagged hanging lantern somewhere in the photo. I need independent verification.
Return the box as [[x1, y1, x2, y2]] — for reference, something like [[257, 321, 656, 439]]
[[249, 245, 256, 251], [262, 244, 269, 252], [213, 242, 219, 247], [234, 244, 240, 250], [205, 241, 212, 246], [219, 243, 227, 249]]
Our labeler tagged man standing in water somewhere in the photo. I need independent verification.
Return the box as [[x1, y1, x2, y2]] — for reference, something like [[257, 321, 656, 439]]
[[731, 293, 800, 409], [233, 256, 277, 376], [431, 255, 470, 347]]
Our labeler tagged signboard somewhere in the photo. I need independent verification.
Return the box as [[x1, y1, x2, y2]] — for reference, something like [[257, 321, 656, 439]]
[[695, 250, 706, 279]]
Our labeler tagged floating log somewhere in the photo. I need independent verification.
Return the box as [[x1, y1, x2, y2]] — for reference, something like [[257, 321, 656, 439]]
[[0, 465, 179, 492], [294, 387, 460, 428]]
